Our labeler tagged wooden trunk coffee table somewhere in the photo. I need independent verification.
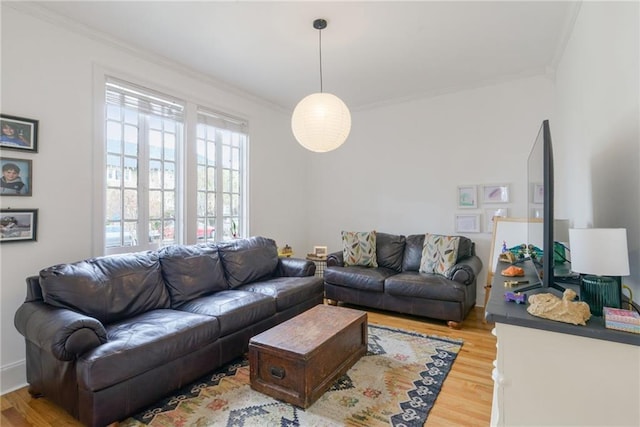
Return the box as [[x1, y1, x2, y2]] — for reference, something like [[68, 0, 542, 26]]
[[249, 304, 367, 408]]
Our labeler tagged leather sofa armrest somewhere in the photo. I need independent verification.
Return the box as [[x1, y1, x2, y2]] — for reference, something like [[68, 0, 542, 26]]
[[445, 255, 483, 285], [276, 257, 316, 277], [14, 302, 107, 361], [326, 251, 344, 267]]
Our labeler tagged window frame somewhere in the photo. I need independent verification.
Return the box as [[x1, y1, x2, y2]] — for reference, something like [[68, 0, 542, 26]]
[[93, 69, 249, 256]]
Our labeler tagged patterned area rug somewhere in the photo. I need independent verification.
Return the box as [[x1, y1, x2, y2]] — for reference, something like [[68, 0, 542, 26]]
[[121, 325, 462, 427]]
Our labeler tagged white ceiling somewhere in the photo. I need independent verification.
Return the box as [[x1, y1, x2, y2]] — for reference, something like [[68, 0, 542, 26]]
[[27, 1, 578, 111]]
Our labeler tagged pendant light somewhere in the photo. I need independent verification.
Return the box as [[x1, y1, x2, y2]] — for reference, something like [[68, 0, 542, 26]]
[[291, 19, 351, 153]]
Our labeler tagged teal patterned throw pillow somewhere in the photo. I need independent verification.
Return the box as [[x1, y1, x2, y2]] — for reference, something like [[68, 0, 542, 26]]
[[342, 231, 378, 267], [419, 233, 460, 275]]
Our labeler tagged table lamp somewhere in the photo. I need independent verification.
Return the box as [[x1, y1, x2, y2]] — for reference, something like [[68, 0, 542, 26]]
[[568, 228, 630, 316]]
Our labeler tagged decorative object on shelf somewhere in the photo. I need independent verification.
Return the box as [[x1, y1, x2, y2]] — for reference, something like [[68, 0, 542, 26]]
[[504, 280, 529, 287], [278, 244, 293, 257], [482, 183, 510, 203], [457, 185, 477, 208], [0, 114, 38, 152], [501, 265, 524, 277], [291, 19, 351, 153], [603, 307, 640, 334], [454, 213, 480, 233], [504, 291, 527, 304], [622, 285, 634, 311], [527, 289, 591, 326], [569, 228, 630, 316], [0, 157, 32, 196], [0, 208, 38, 243]]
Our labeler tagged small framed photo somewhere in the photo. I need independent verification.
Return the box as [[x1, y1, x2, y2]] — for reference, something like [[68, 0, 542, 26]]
[[455, 214, 481, 233], [485, 207, 509, 233], [457, 185, 477, 208], [1, 157, 32, 196], [532, 183, 544, 204], [482, 184, 510, 203], [0, 208, 38, 243], [0, 114, 38, 152], [313, 246, 328, 257]]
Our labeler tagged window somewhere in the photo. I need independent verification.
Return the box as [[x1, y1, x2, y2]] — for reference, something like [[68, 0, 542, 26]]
[[104, 78, 184, 252], [196, 109, 247, 242], [101, 77, 248, 253]]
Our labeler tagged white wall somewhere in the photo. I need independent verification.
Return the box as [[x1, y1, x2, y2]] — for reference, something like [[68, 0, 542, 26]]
[[0, 6, 310, 393], [307, 76, 554, 300], [554, 1, 640, 297]]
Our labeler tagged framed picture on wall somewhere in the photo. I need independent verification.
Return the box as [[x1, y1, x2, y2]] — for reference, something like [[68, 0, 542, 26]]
[[0, 157, 32, 196], [482, 184, 510, 203], [0, 114, 38, 152], [0, 208, 38, 243], [455, 214, 481, 233], [457, 185, 478, 208]]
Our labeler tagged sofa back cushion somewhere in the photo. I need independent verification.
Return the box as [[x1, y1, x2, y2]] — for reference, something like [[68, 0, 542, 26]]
[[158, 244, 228, 306], [403, 234, 474, 272], [217, 236, 279, 288], [39, 251, 170, 324], [376, 232, 406, 272]]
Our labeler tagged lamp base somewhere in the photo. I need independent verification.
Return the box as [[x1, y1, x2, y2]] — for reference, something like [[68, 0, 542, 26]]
[[580, 275, 621, 317]]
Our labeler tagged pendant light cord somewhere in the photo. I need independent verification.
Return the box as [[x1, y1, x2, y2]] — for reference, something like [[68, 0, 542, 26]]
[[318, 28, 323, 93]]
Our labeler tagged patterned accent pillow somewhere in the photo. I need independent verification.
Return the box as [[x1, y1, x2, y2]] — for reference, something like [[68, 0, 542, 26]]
[[419, 233, 460, 276], [342, 231, 378, 267]]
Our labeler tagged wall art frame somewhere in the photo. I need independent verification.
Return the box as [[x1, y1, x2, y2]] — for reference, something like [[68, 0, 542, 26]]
[[0, 114, 38, 152], [0, 208, 38, 243], [482, 183, 510, 203], [455, 213, 481, 233], [457, 185, 478, 208], [0, 157, 32, 196]]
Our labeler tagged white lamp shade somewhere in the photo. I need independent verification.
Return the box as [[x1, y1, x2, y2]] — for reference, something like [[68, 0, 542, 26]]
[[291, 92, 351, 153], [569, 228, 630, 276]]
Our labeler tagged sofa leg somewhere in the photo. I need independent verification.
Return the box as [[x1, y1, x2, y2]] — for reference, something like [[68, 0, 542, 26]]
[[325, 299, 338, 306], [447, 321, 462, 329]]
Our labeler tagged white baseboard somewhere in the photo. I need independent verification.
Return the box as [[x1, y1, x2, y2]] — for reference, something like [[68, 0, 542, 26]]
[[1, 359, 27, 395]]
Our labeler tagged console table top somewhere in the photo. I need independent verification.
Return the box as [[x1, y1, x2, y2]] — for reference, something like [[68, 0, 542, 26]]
[[485, 261, 640, 347]]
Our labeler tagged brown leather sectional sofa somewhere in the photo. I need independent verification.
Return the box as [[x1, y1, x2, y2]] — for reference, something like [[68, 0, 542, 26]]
[[324, 232, 482, 328], [14, 236, 323, 427]]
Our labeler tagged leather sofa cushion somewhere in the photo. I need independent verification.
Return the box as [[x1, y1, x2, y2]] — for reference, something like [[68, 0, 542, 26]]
[[217, 237, 279, 288], [402, 234, 425, 272], [324, 266, 397, 292], [385, 272, 466, 302], [376, 233, 406, 272], [158, 244, 228, 307], [178, 290, 276, 336], [39, 252, 170, 324], [403, 234, 474, 272], [77, 309, 220, 391], [237, 276, 324, 311]]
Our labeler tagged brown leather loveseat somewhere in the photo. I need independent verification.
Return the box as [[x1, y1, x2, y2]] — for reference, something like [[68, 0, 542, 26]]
[[324, 232, 482, 328], [14, 236, 323, 427]]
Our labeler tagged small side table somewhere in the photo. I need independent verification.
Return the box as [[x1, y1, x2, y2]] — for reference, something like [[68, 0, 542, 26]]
[[306, 255, 327, 278]]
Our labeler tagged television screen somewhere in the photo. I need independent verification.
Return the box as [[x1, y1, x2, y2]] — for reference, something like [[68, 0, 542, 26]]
[[519, 120, 565, 293]]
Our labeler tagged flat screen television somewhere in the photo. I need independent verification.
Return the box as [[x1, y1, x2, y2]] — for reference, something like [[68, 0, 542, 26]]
[[518, 119, 565, 293]]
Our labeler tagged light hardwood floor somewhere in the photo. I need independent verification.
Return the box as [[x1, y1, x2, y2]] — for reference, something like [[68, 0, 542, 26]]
[[1, 306, 496, 426]]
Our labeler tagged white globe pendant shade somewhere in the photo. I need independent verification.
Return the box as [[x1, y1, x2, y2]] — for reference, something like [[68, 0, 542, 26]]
[[291, 92, 351, 153]]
